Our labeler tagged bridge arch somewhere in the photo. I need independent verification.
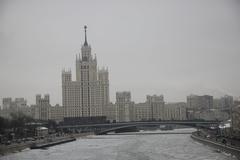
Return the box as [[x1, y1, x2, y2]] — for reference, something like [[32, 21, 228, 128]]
[[95, 121, 219, 135]]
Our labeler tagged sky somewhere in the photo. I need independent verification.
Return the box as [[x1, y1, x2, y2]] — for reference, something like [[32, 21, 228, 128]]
[[0, 0, 240, 105]]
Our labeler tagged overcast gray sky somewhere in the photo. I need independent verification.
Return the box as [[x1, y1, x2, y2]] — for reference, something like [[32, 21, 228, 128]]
[[0, 0, 240, 105]]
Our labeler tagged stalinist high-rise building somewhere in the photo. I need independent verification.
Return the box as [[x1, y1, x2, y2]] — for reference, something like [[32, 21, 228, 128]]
[[62, 26, 109, 118]]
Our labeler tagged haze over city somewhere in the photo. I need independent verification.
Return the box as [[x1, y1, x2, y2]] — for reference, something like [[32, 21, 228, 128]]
[[1, 0, 240, 105]]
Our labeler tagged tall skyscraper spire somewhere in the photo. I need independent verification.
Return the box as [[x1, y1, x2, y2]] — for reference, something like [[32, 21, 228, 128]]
[[84, 25, 88, 46]]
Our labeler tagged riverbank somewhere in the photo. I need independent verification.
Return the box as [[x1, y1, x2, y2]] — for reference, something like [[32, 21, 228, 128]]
[[0, 141, 33, 156], [191, 132, 240, 159], [30, 136, 76, 149], [0, 132, 93, 156]]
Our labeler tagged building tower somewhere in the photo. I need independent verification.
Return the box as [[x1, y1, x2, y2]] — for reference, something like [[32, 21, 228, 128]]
[[62, 26, 110, 119]]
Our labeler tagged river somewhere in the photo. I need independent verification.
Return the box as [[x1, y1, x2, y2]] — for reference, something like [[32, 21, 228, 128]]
[[0, 129, 237, 160]]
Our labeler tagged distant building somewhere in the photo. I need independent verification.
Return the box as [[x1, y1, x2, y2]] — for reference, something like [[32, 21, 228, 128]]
[[213, 95, 233, 109], [116, 92, 134, 122], [186, 94, 214, 120], [2, 98, 12, 110], [31, 95, 64, 122], [49, 104, 64, 122], [233, 98, 240, 107], [134, 95, 165, 121], [62, 26, 109, 119], [193, 109, 228, 121], [165, 102, 187, 120], [35, 94, 51, 120], [146, 95, 165, 121], [30, 104, 40, 120], [15, 98, 27, 108], [232, 105, 240, 136], [221, 95, 234, 108], [187, 94, 213, 110], [2, 97, 27, 110], [0, 97, 29, 119], [135, 102, 150, 121]]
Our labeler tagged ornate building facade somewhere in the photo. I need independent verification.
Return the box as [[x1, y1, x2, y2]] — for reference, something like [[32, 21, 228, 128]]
[[62, 26, 109, 118]]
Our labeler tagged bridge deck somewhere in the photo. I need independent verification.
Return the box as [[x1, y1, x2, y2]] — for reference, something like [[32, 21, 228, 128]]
[[58, 121, 220, 129]]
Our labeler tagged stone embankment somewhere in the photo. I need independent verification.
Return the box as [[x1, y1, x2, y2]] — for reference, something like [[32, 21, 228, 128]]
[[30, 136, 76, 149], [191, 132, 240, 159], [0, 132, 93, 156]]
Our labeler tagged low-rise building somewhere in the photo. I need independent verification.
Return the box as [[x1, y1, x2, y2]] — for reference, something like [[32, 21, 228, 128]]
[[35, 127, 48, 137]]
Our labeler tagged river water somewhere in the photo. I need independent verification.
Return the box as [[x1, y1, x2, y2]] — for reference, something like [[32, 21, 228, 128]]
[[1, 129, 237, 160]]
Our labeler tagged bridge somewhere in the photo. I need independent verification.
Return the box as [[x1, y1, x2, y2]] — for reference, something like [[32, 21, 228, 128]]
[[57, 120, 220, 135]]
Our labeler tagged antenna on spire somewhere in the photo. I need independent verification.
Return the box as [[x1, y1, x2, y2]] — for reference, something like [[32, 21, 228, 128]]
[[84, 25, 88, 46]]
